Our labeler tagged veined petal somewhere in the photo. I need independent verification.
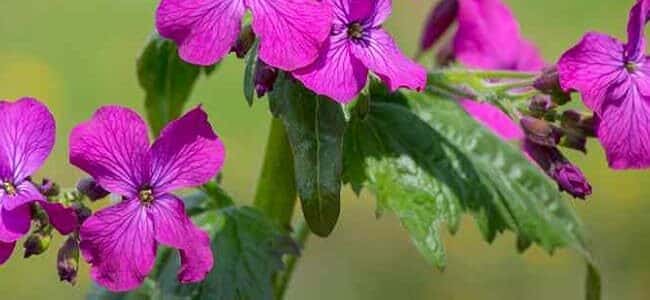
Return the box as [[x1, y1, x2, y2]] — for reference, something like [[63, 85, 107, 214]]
[[156, 0, 246, 66], [459, 100, 523, 141], [246, 0, 333, 70], [350, 29, 426, 93], [150, 194, 213, 283], [0, 205, 30, 243], [69, 106, 150, 198], [557, 32, 626, 113], [0, 241, 15, 265], [293, 34, 368, 103], [39, 201, 77, 235], [150, 106, 225, 193], [625, 0, 650, 62], [80, 199, 156, 292], [596, 63, 650, 169], [1, 181, 45, 211], [0, 98, 55, 182]]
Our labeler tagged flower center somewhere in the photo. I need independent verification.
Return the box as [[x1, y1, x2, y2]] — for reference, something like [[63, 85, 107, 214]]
[[625, 61, 638, 73], [2, 181, 16, 196], [347, 22, 364, 39], [138, 188, 154, 205]]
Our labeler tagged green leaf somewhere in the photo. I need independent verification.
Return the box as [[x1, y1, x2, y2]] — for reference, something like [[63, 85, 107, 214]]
[[344, 89, 590, 268], [243, 40, 259, 106], [156, 206, 298, 300], [269, 74, 346, 237], [86, 280, 156, 300], [137, 32, 216, 136]]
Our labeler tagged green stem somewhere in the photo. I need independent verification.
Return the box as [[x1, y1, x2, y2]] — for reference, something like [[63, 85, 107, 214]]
[[491, 79, 536, 93], [253, 117, 298, 230], [273, 221, 311, 300], [464, 69, 539, 80]]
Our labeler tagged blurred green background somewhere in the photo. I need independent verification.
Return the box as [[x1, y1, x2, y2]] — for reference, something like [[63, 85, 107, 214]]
[[0, 0, 647, 299]]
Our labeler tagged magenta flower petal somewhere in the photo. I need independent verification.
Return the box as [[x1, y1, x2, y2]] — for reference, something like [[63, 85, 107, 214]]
[[150, 106, 225, 193], [0, 205, 30, 242], [80, 199, 156, 292], [0, 241, 15, 265], [2, 181, 45, 211], [625, 0, 650, 62], [247, 0, 333, 70], [39, 201, 78, 235], [350, 29, 426, 93], [70, 106, 151, 198], [459, 100, 524, 140], [0, 98, 55, 182], [156, 0, 247, 66], [557, 32, 624, 112], [150, 194, 213, 283], [453, 0, 544, 71], [293, 35, 369, 103]]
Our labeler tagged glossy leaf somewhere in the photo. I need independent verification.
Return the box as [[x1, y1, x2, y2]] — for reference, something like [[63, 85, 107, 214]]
[[137, 32, 217, 136], [269, 74, 346, 237], [344, 89, 590, 268]]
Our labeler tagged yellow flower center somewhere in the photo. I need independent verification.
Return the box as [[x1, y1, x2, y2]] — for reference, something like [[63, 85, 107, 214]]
[[138, 189, 154, 205]]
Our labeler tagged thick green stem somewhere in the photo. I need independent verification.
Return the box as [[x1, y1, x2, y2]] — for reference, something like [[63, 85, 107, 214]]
[[274, 221, 311, 300], [253, 117, 298, 230]]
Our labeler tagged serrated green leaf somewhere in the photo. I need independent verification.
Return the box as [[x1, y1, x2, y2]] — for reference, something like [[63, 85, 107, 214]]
[[269, 74, 345, 237], [156, 206, 298, 300], [344, 90, 589, 269], [243, 41, 259, 106], [137, 32, 216, 136]]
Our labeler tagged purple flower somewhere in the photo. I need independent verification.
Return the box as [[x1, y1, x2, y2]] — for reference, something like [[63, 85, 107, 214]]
[[70, 106, 225, 291], [450, 0, 544, 140], [292, 0, 427, 103], [156, 0, 333, 70], [557, 0, 650, 169], [0, 98, 77, 264]]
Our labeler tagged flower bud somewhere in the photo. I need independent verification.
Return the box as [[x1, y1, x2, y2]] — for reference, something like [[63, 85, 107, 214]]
[[550, 164, 592, 199], [528, 95, 554, 116], [76, 178, 109, 201], [561, 110, 596, 137], [230, 25, 256, 58], [520, 117, 561, 147], [23, 227, 52, 258], [254, 60, 278, 98], [39, 178, 60, 197], [524, 141, 592, 199], [435, 40, 455, 67], [73, 204, 92, 225], [533, 66, 571, 105], [419, 0, 458, 53], [57, 237, 80, 285]]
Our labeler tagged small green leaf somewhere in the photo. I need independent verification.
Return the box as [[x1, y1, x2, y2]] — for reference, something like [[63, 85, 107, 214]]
[[86, 280, 156, 300], [243, 40, 259, 106], [156, 206, 299, 300], [137, 32, 216, 136], [269, 74, 346, 237]]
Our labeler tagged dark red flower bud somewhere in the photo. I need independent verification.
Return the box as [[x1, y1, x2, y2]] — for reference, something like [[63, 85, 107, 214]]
[[57, 237, 80, 285], [39, 178, 60, 197], [76, 178, 109, 201], [435, 40, 456, 67], [528, 95, 554, 116], [524, 141, 592, 199], [520, 117, 562, 147], [230, 25, 256, 58], [533, 66, 572, 105], [23, 227, 52, 258], [420, 0, 458, 53], [254, 60, 278, 97], [561, 110, 596, 137]]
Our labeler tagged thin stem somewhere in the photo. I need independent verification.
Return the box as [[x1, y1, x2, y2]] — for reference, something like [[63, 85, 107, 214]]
[[274, 221, 311, 300], [463, 69, 539, 80], [490, 79, 536, 93]]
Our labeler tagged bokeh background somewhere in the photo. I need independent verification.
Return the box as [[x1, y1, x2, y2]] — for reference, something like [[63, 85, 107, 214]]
[[0, 0, 647, 299]]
